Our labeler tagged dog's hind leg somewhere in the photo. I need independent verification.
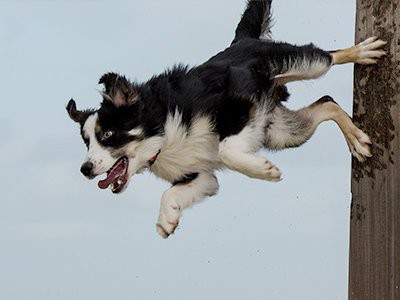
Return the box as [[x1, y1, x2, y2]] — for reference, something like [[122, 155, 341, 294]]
[[273, 43, 333, 85], [219, 124, 282, 182], [156, 173, 219, 238], [273, 37, 386, 85], [265, 96, 372, 162]]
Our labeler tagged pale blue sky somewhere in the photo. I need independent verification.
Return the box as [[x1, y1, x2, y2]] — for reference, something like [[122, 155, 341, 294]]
[[0, 1, 355, 299]]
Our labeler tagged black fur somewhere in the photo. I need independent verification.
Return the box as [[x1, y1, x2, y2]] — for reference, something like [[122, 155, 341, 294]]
[[232, 0, 273, 45], [66, 99, 93, 125], [64, 0, 376, 237], [92, 38, 331, 147], [315, 95, 338, 105], [67, 0, 333, 150], [173, 173, 199, 186]]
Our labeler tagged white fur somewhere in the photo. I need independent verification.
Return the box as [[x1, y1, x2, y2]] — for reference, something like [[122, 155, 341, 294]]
[[128, 128, 144, 137], [266, 107, 293, 149], [265, 106, 311, 150], [150, 111, 221, 182], [156, 172, 219, 238], [76, 36, 384, 239], [274, 57, 331, 85], [82, 114, 116, 175], [127, 136, 164, 174], [219, 104, 282, 181]]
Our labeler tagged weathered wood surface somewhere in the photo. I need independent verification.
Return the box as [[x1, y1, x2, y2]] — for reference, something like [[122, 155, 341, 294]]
[[349, 0, 400, 299]]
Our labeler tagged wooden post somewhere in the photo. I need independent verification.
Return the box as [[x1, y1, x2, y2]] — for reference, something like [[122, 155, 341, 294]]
[[349, 0, 400, 299]]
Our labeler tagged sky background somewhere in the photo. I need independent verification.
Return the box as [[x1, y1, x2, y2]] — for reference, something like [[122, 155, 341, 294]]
[[0, 1, 356, 299]]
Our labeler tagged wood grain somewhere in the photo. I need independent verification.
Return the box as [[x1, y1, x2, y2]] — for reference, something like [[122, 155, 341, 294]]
[[349, 0, 400, 299]]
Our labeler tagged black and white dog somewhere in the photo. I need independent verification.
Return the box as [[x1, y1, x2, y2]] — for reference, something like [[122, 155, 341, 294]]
[[67, 0, 386, 238]]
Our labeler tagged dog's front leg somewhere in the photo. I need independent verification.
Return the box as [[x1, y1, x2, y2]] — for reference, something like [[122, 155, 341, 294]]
[[219, 129, 282, 182], [156, 173, 219, 239]]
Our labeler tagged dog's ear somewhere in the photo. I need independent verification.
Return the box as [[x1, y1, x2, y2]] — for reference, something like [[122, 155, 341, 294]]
[[99, 72, 139, 107], [66, 99, 90, 124]]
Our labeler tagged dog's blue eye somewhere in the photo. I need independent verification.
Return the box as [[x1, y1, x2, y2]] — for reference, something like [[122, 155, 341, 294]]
[[103, 130, 114, 140]]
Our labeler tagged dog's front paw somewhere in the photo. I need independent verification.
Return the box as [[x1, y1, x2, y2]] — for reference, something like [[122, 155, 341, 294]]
[[245, 157, 283, 182], [345, 128, 372, 162], [356, 37, 387, 65], [156, 201, 181, 239], [261, 160, 283, 182]]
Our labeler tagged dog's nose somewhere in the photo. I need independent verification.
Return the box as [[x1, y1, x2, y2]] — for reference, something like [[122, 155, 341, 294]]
[[80, 161, 94, 177]]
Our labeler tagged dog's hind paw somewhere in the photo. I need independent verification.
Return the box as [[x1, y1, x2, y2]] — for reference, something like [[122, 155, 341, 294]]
[[356, 36, 387, 65], [345, 128, 372, 162]]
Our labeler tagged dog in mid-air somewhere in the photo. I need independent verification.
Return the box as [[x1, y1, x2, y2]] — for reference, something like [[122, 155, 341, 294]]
[[67, 0, 386, 238]]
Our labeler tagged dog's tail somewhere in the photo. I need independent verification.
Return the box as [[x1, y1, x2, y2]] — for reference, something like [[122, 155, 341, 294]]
[[231, 0, 273, 45]]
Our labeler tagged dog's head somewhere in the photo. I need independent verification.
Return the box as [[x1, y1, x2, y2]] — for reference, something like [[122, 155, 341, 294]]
[[66, 73, 163, 193]]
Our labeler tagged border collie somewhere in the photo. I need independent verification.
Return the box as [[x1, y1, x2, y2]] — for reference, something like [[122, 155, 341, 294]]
[[67, 0, 386, 238]]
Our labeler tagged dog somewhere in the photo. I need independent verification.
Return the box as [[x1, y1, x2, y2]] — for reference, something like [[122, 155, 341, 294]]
[[67, 0, 386, 238]]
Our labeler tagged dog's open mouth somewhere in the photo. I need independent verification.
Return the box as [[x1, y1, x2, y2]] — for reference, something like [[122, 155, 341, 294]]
[[98, 157, 129, 194]]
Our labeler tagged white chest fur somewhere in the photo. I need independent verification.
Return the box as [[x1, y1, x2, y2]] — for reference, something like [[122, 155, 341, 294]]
[[150, 112, 221, 182]]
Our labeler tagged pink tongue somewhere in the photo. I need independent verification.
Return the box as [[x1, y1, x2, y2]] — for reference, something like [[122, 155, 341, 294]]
[[98, 172, 119, 189], [98, 159, 126, 189]]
